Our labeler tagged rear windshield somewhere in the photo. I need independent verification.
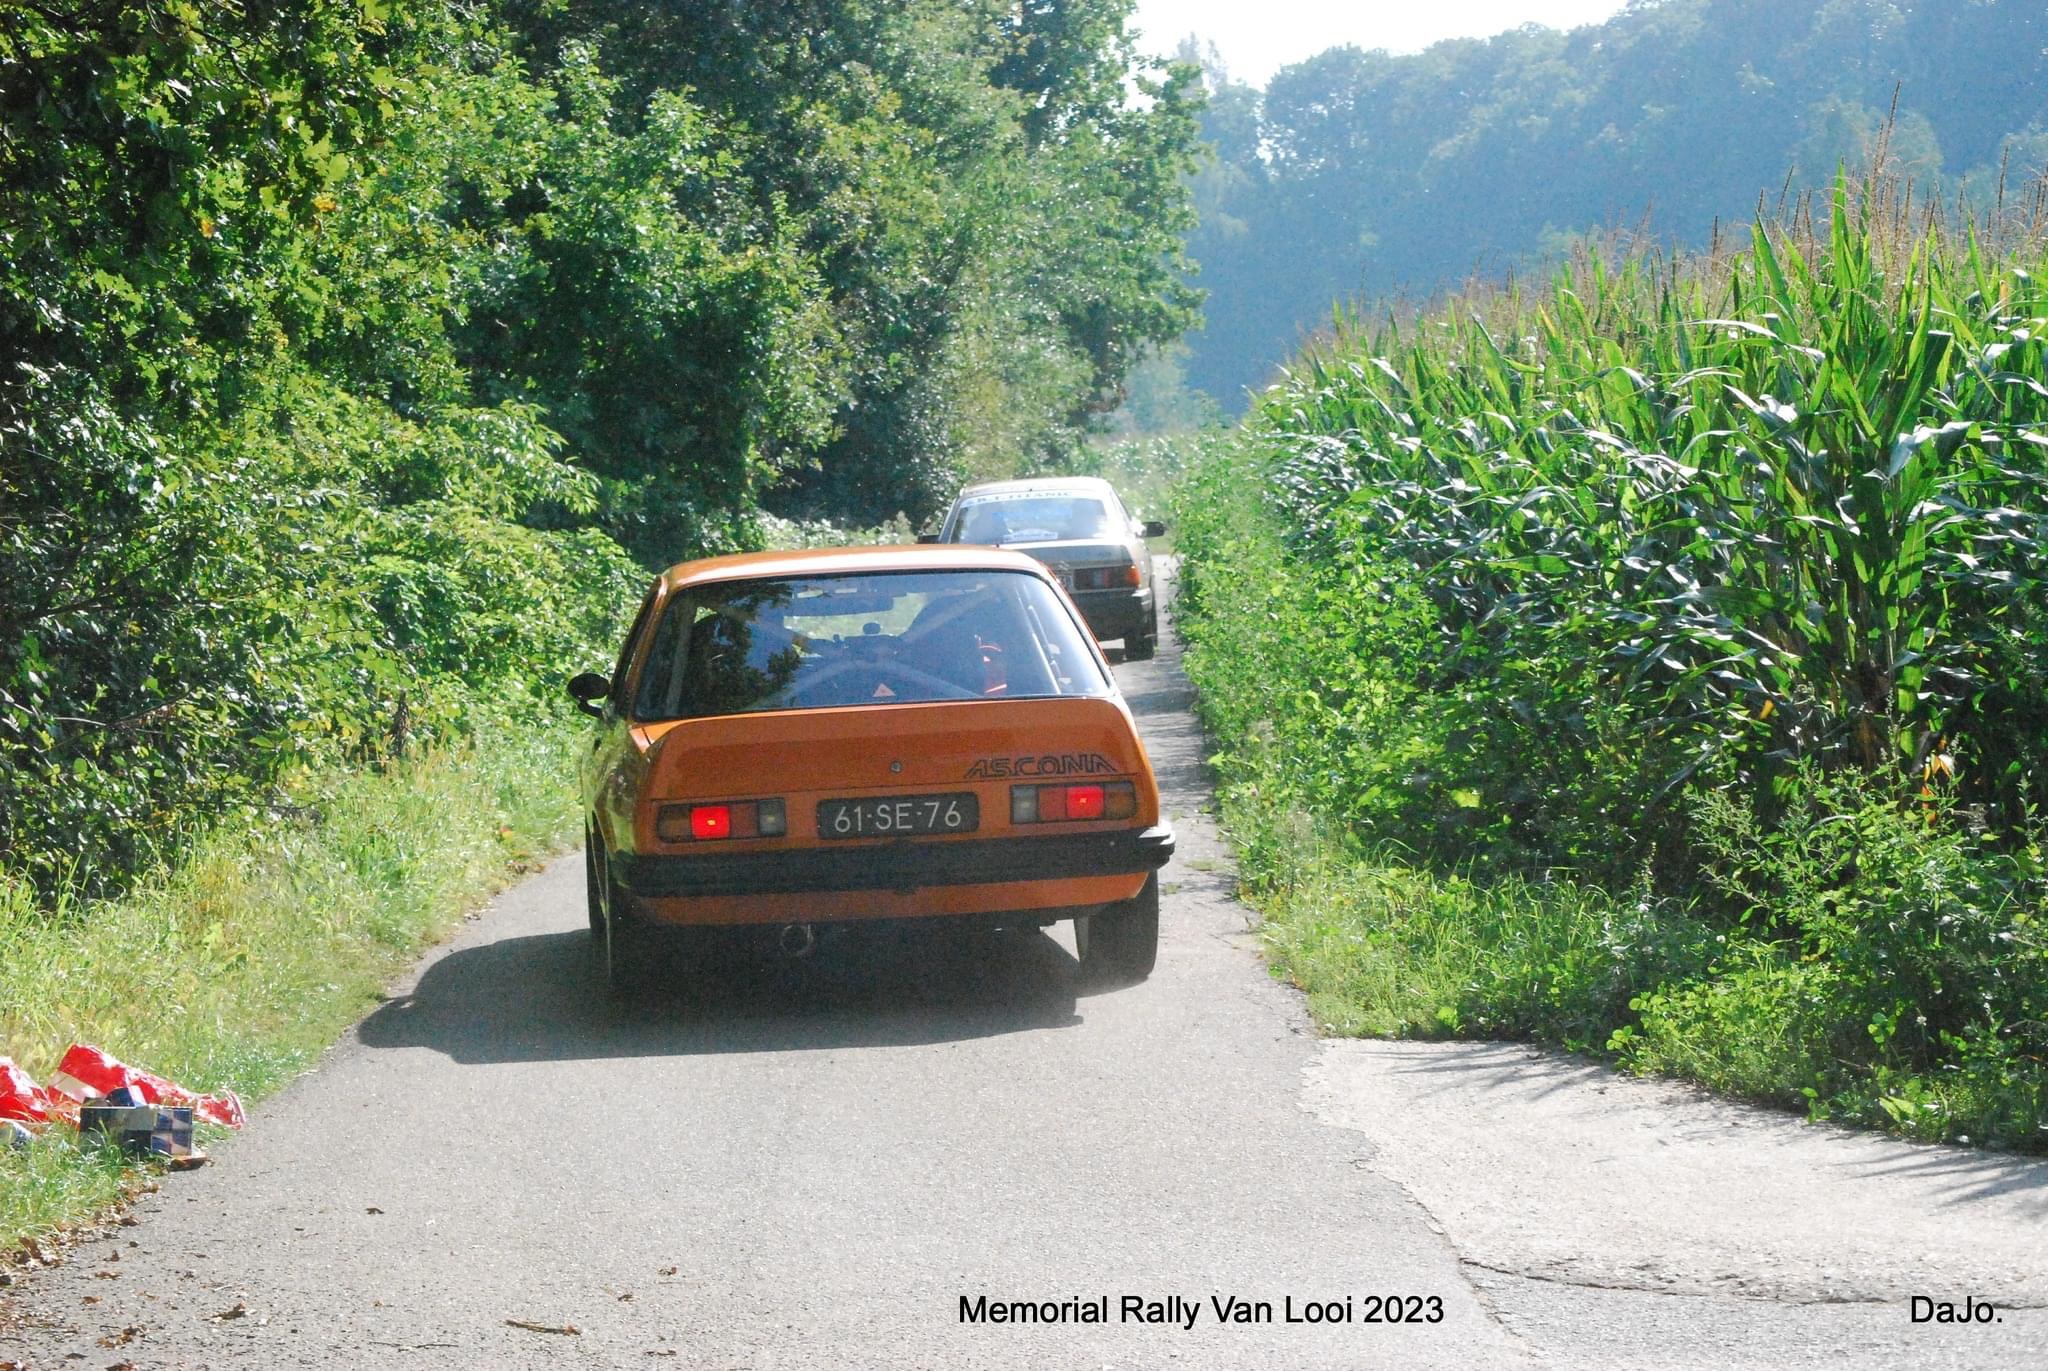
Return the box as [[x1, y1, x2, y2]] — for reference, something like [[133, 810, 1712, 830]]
[[633, 569, 1112, 720], [947, 494, 1121, 545]]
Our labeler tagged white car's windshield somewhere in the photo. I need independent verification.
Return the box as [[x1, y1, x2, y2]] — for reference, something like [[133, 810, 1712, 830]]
[[949, 495, 1120, 545]]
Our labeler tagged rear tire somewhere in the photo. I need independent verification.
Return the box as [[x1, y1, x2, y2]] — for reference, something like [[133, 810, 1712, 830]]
[[1123, 605, 1158, 661], [584, 824, 604, 936], [589, 831, 655, 994], [1076, 873, 1159, 984]]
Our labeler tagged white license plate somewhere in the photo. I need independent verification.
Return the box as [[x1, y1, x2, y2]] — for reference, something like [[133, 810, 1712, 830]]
[[817, 793, 980, 838]]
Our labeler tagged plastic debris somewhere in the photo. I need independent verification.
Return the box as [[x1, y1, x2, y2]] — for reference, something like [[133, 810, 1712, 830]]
[[0, 1056, 72, 1126], [0, 1046, 240, 1165], [48, 1043, 245, 1129]]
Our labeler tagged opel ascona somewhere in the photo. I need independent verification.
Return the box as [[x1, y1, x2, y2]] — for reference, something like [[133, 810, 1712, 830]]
[[567, 545, 1174, 992]]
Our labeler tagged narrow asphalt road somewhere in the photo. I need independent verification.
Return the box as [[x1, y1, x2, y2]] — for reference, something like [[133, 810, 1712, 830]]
[[8, 567, 2046, 1369]]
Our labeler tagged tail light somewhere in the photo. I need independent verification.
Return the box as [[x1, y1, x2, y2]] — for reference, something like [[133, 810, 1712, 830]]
[[1010, 781, 1138, 824], [1070, 564, 1140, 590], [657, 797, 787, 842]]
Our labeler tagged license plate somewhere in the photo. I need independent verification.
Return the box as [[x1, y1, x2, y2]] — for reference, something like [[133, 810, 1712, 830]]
[[817, 793, 979, 839]]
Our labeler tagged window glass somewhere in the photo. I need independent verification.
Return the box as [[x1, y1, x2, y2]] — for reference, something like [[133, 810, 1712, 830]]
[[633, 570, 1110, 719], [610, 583, 660, 709], [947, 494, 1120, 544]]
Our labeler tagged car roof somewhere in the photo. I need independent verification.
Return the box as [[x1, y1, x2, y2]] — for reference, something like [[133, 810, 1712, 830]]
[[951, 476, 1118, 502], [656, 543, 1056, 595]]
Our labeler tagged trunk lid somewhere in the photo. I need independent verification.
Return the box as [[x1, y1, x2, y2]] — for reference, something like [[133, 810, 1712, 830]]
[[638, 696, 1144, 801], [1005, 539, 1133, 583]]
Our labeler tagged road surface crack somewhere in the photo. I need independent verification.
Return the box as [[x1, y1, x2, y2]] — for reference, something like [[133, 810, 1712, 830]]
[[1458, 1259, 2048, 1310]]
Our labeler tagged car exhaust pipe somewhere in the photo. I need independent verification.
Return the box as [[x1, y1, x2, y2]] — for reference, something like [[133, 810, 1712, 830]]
[[778, 922, 817, 959]]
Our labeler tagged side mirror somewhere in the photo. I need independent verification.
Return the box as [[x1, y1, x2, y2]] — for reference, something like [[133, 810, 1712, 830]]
[[1140, 519, 1167, 539], [916, 532, 941, 544], [566, 671, 611, 718]]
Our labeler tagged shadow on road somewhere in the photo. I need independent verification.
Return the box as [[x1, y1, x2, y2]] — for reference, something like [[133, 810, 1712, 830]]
[[1120, 681, 1193, 719], [1379, 1041, 1618, 1102], [358, 921, 1087, 1065], [1367, 1042, 2048, 1217], [1836, 1144, 2048, 1213]]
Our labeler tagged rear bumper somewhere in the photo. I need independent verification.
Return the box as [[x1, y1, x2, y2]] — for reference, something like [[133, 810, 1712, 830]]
[[1071, 586, 1152, 640], [615, 824, 1174, 901]]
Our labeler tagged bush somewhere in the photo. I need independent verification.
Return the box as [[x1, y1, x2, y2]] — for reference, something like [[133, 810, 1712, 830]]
[[1689, 769, 2046, 1064], [0, 365, 643, 896], [1620, 951, 1843, 1104]]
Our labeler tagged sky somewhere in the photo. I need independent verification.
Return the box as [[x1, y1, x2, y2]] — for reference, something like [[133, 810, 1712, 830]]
[[1130, 0, 1632, 87]]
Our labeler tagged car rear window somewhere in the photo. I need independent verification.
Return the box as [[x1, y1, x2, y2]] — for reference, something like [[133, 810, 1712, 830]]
[[947, 494, 1121, 544], [633, 569, 1113, 720]]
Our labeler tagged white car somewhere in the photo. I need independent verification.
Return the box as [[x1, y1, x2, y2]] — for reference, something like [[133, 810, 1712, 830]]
[[925, 477, 1165, 659]]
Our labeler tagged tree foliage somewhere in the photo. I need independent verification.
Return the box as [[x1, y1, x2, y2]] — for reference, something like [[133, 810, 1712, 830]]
[[0, 0, 1201, 893]]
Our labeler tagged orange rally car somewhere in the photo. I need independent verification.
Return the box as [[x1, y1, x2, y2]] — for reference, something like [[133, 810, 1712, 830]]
[[565, 545, 1174, 992]]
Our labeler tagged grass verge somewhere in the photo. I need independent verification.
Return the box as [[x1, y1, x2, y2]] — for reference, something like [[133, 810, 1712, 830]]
[[0, 719, 584, 1249]]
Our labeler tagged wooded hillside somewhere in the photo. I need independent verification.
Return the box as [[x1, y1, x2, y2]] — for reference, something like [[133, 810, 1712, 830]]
[[1182, 0, 2048, 404]]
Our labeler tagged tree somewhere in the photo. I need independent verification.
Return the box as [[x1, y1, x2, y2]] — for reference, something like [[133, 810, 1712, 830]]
[[1174, 0, 2048, 409]]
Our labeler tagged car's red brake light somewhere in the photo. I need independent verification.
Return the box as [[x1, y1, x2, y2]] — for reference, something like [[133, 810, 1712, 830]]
[[656, 798, 786, 842], [1010, 780, 1136, 824]]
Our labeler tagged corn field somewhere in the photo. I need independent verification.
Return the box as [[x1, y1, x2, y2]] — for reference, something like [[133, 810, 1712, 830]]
[[1264, 179, 2048, 835], [1173, 176, 2048, 1148]]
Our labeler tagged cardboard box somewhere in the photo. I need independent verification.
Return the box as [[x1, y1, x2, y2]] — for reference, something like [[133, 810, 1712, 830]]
[[80, 1099, 196, 1159]]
